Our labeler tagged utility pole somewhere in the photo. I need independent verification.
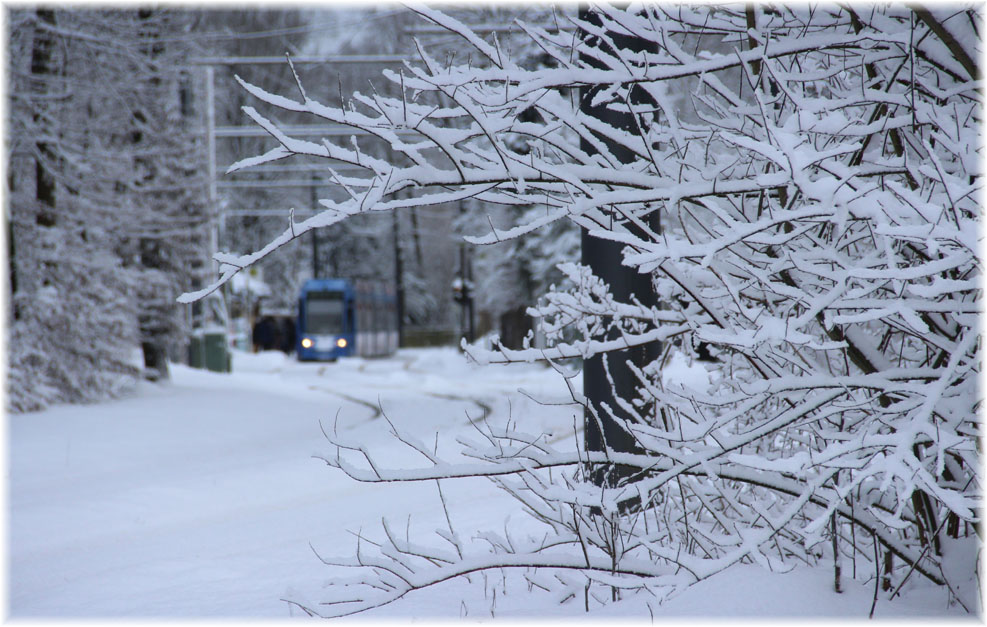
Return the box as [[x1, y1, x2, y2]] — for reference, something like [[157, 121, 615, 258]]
[[310, 174, 319, 278], [456, 200, 475, 343], [205, 64, 218, 278], [195, 53, 408, 291], [392, 209, 405, 346], [578, 7, 661, 495]]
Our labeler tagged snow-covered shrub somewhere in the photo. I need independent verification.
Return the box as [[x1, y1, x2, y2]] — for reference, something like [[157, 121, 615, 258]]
[[7, 208, 142, 413], [183, 4, 981, 616]]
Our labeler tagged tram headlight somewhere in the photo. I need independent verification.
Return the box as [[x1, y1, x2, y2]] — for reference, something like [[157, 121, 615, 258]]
[[336, 338, 348, 348], [301, 337, 313, 349]]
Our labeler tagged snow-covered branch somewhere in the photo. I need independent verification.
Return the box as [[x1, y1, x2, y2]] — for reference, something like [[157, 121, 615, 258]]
[[183, 2, 981, 616]]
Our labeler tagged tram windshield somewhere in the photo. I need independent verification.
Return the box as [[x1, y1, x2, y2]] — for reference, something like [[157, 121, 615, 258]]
[[305, 291, 344, 335]]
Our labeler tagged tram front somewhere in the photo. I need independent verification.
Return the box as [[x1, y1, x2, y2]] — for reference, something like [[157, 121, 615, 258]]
[[297, 279, 355, 361]]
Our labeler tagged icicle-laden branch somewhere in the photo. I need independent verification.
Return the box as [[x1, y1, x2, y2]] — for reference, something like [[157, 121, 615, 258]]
[[181, 2, 981, 615]]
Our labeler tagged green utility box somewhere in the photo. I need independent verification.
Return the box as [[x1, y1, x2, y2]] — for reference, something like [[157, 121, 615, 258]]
[[203, 331, 231, 373], [189, 331, 230, 373], [188, 334, 204, 369]]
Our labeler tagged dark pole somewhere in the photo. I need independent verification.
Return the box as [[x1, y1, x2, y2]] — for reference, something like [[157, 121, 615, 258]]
[[457, 200, 475, 343], [392, 209, 405, 346], [578, 7, 661, 494], [460, 247, 466, 338], [310, 175, 319, 278], [466, 244, 475, 343]]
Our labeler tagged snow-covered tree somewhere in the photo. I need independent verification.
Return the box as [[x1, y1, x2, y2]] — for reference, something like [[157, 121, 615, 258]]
[[119, 9, 210, 379], [7, 8, 208, 409], [182, 4, 981, 616]]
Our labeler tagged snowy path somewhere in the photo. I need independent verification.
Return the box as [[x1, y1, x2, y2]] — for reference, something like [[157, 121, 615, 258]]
[[8, 348, 968, 619], [8, 348, 577, 617]]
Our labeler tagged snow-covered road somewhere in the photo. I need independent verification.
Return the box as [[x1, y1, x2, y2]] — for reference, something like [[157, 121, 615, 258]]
[[8, 348, 578, 617], [8, 348, 968, 619]]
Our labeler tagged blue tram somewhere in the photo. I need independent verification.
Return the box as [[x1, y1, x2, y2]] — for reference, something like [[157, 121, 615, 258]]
[[296, 278, 398, 361]]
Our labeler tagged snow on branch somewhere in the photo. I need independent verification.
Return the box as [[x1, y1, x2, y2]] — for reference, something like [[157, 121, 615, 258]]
[[179, 3, 981, 616]]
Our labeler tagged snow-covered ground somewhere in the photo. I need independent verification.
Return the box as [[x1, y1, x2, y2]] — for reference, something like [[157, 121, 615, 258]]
[[7, 348, 972, 619]]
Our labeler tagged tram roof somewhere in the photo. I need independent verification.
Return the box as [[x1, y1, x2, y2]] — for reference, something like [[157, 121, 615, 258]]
[[301, 278, 352, 293]]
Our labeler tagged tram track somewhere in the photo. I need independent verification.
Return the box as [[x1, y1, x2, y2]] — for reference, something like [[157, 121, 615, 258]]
[[311, 351, 584, 443], [306, 384, 493, 428], [422, 391, 492, 425], [310, 353, 496, 428], [305, 350, 582, 458], [306, 385, 382, 421]]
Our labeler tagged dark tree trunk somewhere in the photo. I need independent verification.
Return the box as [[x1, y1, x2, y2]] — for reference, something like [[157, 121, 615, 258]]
[[31, 9, 57, 226], [134, 8, 172, 380], [7, 212, 17, 318], [578, 7, 661, 496]]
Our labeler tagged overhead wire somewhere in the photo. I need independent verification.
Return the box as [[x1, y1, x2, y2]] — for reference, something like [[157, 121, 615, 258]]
[[147, 8, 407, 45], [12, 6, 406, 46]]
